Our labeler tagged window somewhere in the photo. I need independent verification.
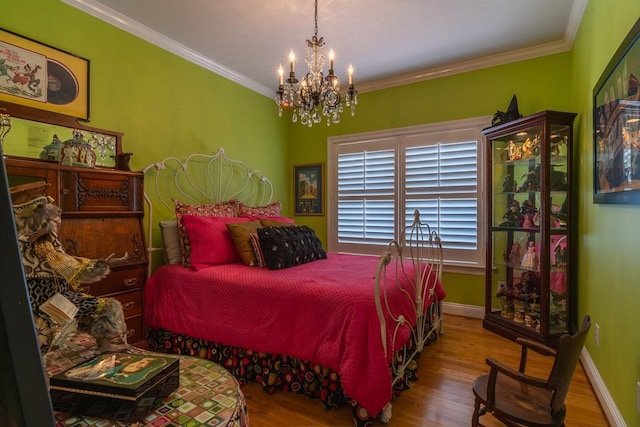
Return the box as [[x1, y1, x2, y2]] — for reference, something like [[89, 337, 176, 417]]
[[327, 117, 489, 272]]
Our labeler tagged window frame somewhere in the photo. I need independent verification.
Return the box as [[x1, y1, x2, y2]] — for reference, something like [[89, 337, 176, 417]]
[[327, 116, 490, 274]]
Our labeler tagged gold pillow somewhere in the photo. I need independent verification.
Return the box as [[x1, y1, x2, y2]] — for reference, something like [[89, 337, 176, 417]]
[[226, 220, 262, 266], [259, 218, 295, 227]]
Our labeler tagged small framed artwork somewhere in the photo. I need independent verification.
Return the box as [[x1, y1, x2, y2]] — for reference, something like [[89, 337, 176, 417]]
[[593, 17, 640, 204], [294, 163, 324, 215], [0, 28, 90, 120]]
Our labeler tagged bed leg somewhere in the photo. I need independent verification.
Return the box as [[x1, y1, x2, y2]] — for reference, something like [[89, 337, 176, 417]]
[[380, 402, 393, 423]]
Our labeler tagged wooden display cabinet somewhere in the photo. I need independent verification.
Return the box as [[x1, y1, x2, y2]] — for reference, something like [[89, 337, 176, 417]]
[[482, 110, 576, 347]]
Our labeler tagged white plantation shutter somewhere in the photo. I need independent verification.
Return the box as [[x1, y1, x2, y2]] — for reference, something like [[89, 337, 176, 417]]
[[337, 148, 396, 245], [404, 140, 478, 263], [328, 117, 487, 270]]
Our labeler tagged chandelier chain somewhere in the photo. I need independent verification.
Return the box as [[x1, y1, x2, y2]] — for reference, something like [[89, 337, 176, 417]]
[[314, 0, 318, 38]]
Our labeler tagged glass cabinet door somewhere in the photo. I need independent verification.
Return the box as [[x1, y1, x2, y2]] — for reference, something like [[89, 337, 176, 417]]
[[484, 111, 576, 346]]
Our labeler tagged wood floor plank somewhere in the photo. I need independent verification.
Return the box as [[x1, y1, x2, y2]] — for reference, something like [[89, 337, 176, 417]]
[[240, 314, 609, 426]]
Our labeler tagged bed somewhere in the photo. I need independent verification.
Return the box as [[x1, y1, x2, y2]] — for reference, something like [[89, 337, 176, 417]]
[[142, 148, 445, 425]]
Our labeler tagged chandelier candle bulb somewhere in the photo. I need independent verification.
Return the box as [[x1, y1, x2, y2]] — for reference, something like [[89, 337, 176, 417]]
[[274, 0, 358, 127]]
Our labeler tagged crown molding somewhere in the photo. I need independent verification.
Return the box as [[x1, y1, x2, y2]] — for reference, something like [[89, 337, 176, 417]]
[[356, 39, 572, 93], [62, 0, 587, 98], [60, 0, 274, 97], [356, 0, 587, 93]]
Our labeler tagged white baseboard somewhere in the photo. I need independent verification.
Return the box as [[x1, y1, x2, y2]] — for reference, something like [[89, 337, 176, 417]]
[[581, 348, 626, 426], [442, 302, 625, 425], [441, 302, 484, 319]]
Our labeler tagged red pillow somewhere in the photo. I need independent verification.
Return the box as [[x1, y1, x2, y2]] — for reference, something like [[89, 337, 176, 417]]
[[174, 199, 237, 267], [181, 215, 251, 269]]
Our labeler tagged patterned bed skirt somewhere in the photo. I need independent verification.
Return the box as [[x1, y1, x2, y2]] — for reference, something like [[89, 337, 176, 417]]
[[147, 313, 437, 426]]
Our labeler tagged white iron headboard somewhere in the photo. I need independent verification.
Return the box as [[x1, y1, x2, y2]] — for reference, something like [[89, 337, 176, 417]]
[[142, 147, 273, 269]]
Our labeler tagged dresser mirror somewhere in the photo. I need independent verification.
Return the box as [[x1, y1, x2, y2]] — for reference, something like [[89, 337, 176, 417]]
[[0, 100, 122, 168]]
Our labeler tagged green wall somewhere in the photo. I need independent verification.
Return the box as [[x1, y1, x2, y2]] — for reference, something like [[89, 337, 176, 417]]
[[571, 0, 640, 424], [2, 0, 289, 215], [5, 0, 640, 424]]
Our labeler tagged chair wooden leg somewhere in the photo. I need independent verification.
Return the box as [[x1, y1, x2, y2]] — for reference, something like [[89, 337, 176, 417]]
[[472, 397, 482, 427]]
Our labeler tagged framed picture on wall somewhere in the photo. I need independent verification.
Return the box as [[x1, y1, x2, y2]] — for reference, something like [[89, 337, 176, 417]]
[[593, 17, 640, 204], [0, 28, 90, 120], [294, 163, 324, 215]]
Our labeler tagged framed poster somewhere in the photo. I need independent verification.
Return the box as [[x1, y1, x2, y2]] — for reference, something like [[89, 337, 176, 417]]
[[0, 28, 89, 120], [593, 17, 640, 204], [294, 163, 324, 215]]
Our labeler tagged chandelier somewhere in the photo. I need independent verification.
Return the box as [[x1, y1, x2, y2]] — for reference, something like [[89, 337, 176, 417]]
[[275, 0, 358, 127]]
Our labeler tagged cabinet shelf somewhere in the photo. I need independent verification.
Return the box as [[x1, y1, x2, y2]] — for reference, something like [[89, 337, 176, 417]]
[[483, 110, 576, 348]]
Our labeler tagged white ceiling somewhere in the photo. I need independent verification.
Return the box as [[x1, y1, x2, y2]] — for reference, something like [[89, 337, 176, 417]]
[[62, 0, 587, 97]]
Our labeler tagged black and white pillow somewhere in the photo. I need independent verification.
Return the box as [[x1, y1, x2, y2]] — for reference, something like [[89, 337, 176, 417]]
[[257, 225, 326, 270]]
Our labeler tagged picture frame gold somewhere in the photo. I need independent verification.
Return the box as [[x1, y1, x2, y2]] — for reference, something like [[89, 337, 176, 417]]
[[294, 163, 324, 215], [0, 28, 90, 120]]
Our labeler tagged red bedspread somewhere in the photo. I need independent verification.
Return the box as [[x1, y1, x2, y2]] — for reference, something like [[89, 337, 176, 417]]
[[145, 252, 445, 416]]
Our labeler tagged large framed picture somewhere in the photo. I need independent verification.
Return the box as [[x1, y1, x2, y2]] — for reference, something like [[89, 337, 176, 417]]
[[294, 163, 324, 215], [0, 28, 90, 120], [593, 17, 640, 204]]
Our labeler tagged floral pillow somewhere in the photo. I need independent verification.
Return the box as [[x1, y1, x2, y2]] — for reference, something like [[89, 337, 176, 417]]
[[174, 199, 237, 267], [237, 201, 281, 217]]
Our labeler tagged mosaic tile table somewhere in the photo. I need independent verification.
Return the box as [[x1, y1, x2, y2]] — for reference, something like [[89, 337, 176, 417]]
[[45, 334, 249, 426]]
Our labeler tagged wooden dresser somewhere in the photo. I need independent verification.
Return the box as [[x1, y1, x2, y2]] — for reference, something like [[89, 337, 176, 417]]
[[6, 157, 148, 345]]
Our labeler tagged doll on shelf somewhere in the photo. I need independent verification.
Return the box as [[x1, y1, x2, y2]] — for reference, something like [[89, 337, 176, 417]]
[[508, 241, 521, 265], [502, 173, 517, 193], [521, 241, 539, 270], [520, 199, 538, 228], [500, 200, 521, 227]]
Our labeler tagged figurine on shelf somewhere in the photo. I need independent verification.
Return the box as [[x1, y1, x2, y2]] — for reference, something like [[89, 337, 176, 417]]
[[518, 165, 541, 192], [521, 241, 539, 270], [500, 200, 521, 227], [508, 241, 522, 264], [555, 245, 568, 267], [521, 137, 534, 159], [520, 199, 538, 228], [39, 134, 63, 162], [530, 135, 541, 157], [507, 140, 521, 161], [502, 173, 517, 192]]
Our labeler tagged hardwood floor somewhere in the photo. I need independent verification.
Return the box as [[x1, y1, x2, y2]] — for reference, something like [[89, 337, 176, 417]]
[[240, 314, 609, 426]]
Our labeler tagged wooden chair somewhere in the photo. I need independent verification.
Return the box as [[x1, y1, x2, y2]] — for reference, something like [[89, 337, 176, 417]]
[[471, 315, 591, 426]]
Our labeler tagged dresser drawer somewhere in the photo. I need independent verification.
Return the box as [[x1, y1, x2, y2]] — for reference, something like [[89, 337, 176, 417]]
[[75, 267, 145, 296], [112, 290, 142, 319], [124, 315, 144, 345], [59, 171, 142, 212]]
